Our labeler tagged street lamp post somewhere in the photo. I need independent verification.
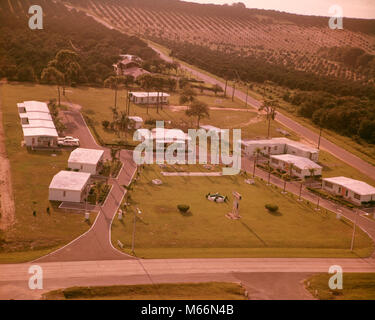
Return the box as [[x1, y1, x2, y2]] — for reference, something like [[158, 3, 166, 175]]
[[298, 182, 303, 201], [131, 208, 142, 255], [317, 126, 323, 150]]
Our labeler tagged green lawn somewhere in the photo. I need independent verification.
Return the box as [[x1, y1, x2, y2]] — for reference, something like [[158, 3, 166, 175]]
[[111, 165, 373, 259], [43, 282, 246, 300], [306, 273, 375, 300], [0, 83, 96, 263]]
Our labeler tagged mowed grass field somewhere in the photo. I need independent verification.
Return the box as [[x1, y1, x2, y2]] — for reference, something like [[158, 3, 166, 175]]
[[306, 273, 375, 300], [43, 282, 246, 300], [111, 165, 373, 259], [0, 83, 96, 263]]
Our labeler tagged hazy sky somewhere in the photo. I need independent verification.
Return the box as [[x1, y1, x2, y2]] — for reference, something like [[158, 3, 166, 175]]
[[185, 0, 375, 19]]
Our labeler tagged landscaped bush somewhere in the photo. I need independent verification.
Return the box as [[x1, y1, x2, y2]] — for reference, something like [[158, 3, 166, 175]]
[[177, 204, 190, 213], [265, 204, 279, 213]]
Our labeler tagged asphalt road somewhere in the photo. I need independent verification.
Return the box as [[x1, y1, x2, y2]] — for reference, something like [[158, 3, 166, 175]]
[[1, 258, 375, 299], [150, 45, 375, 181]]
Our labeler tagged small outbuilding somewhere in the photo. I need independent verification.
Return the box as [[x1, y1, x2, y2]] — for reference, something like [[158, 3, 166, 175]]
[[49, 171, 91, 203], [322, 177, 375, 205], [68, 148, 105, 174], [129, 92, 170, 105], [270, 154, 322, 179], [128, 116, 144, 129]]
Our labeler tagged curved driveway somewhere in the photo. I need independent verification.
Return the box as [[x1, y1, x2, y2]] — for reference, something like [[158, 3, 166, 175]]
[[35, 109, 137, 263]]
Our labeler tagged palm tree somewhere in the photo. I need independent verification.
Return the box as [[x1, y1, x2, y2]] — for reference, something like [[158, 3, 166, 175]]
[[118, 111, 130, 139], [259, 99, 279, 139], [185, 100, 209, 128], [253, 147, 261, 177], [41, 66, 64, 106], [179, 86, 196, 105], [104, 76, 120, 109], [110, 147, 118, 162]]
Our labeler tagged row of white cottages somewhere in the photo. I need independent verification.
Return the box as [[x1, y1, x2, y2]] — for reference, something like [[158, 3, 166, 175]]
[[49, 148, 104, 203], [17, 101, 58, 147]]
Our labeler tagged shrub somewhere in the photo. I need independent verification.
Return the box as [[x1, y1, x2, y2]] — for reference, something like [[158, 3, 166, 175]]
[[265, 204, 279, 213], [102, 120, 110, 129], [177, 204, 190, 213]]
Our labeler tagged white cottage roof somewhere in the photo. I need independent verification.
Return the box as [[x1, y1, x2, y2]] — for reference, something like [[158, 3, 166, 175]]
[[20, 101, 50, 113], [49, 171, 91, 191], [323, 177, 375, 196], [22, 127, 58, 137], [130, 92, 170, 98], [22, 120, 56, 129], [20, 112, 53, 121], [68, 148, 104, 165], [128, 116, 143, 123], [271, 154, 322, 170]]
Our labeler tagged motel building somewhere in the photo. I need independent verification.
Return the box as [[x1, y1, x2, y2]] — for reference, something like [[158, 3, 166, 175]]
[[22, 127, 58, 148], [270, 154, 323, 179], [129, 92, 170, 105], [200, 125, 223, 136], [18, 101, 58, 147], [68, 148, 105, 175], [49, 171, 91, 203], [322, 177, 375, 205], [241, 137, 319, 162]]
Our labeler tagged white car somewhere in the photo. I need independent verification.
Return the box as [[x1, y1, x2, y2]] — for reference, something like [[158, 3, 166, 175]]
[[58, 136, 80, 147]]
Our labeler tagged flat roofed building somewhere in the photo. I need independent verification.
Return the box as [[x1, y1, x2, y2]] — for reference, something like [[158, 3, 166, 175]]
[[151, 128, 191, 144], [20, 112, 53, 123], [49, 171, 91, 203], [128, 116, 143, 129], [22, 119, 56, 129], [200, 125, 223, 135], [68, 148, 105, 174], [129, 92, 170, 105], [270, 154, 322, 179], [18, 101, 50, 114], [241, 137, 319, 162], [323, 176, 375, 205], [22, 127, 58, 147]]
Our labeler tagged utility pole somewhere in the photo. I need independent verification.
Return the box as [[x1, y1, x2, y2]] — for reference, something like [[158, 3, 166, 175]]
[[350, 209, 359, 252], [317, 126, 323, 150], [224, 79, 228, 97], [245, 85, 249, 108], [232, 81, 236, 102], [131, 208, 142, 255], [298, 182, 303, 201]]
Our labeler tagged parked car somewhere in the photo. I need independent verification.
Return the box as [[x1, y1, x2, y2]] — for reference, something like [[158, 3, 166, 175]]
[[58, 136, 80, 147]]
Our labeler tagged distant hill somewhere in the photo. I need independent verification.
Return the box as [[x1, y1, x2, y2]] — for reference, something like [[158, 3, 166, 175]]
[[65, 0, 375, 84]]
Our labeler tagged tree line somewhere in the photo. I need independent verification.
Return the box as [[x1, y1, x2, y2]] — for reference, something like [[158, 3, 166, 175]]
[[0, 0, 158, 86]]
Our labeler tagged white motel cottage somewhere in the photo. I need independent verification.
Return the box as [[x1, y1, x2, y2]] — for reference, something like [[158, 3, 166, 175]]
[[323, 177, 375, 205], [68, 148, 104, 175], [270, 154, 323, 179], [49, 171, 91, 203], [129, 92, 170, 105], [241, 137, 319, 162], [17, 101, 58, 147]]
